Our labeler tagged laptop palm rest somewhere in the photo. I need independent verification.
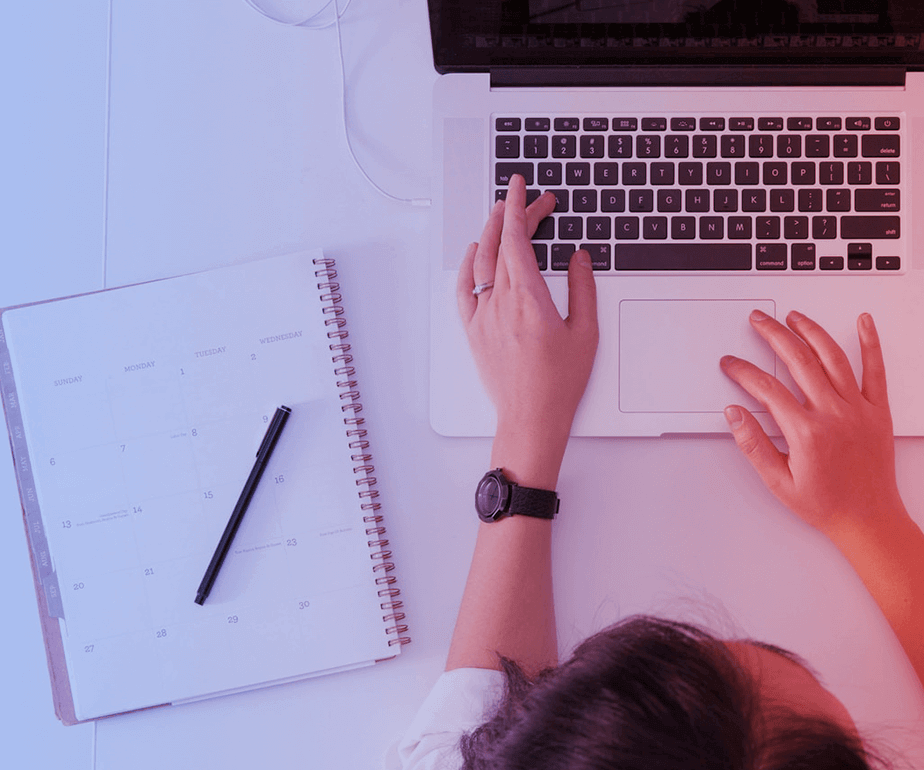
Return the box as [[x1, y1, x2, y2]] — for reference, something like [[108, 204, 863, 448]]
[[618, 299, 776, 415]]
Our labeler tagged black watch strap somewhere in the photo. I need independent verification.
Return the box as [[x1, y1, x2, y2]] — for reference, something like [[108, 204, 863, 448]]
[[508, 484, 559, 519]]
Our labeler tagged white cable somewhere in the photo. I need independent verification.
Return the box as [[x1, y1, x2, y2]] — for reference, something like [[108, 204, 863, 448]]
[[243, 0, 430, 206], [242, 0, 351, 29]]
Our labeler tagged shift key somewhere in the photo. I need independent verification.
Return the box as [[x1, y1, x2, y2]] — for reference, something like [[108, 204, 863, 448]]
[[840, 216, 900, 238]]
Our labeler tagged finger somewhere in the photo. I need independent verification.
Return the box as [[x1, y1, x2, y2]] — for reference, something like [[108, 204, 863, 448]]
[[858, 312, 890, 407], [747, 310, 853, 407], [456, 241, 478, 326], [723, 405, 793, 499], [785, 310, 861, 401], [498, 175, 542, 290], [525, 191, 557, 238], [566, 250, 598, 335], [473, 199, 505, 289], [720, 354, 805, 436]]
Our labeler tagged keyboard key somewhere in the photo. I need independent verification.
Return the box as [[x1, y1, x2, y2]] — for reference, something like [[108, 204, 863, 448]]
[[538, 162, 563, 185], [524, 135, 549, 158], [636, 135, 661, 158], [496, 117, 521, 131], [693, 135, 718, 158], [583, 117, 608, 131], [525, 117, 551, 131], [615, 217, 640, 239], [816, 118, 842, 131], [757, 244, 787, 269], [551, 244, 576, 269], [586, 216, 610, 239], [812, 216, 837, 239], [558, 217, 583, 239], [582, 243, 612, 270], [874, 117, 900, 131], [594, 162, 619, 185], [784, 216, 809, 239], [777, 135, 802, 157], [820, 256, 845, 270], [566, 162, 592, 185], [855, 189, 900, 212], [643, 217, 669, 240], [840, 216, 900, 239], [552, 136, 577, 158], [572, 189, 598, 212], [554, 118, 580, 131], [664, 135, 690, 158], [862, 135, 900, 157], [848, 243, 872, 271], [495, 135, 520, 158], [642, 118, 667, 131], [846, 117, 871, 131], [758, 118, 784, 131], [792, 243, 817, 270], [848, 161, 872, 185], [612, 118, 638, 131], [805, 135, 830, 157], [615, 243, 751, 270], [721, 135, 746, 158], [608, 135, 633, 158], [876, 256, 901, 270], [729, 118, 755, 131], [496, 163, 534, 185], [833, 134, 859, 157], [657, 189, 682, 212], [580, 135, 606, 158], [875, 161, 900, 184], [670, 117, 696, 131]]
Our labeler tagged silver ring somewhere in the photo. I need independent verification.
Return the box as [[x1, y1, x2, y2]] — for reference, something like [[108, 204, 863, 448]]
[[472, 281, 495, 297]]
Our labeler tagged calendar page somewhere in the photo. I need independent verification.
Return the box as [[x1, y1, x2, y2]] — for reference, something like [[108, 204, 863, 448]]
[[1, 252, 399, 722]]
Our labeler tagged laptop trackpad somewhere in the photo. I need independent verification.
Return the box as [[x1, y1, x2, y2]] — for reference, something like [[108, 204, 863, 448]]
[[619, 299, 776, 414]]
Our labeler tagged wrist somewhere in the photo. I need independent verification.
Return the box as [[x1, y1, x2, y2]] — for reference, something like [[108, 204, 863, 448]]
[[490, 418, 570, 491]]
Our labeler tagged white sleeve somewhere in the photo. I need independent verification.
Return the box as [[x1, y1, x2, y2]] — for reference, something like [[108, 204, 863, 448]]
[[381, 668, 506, 770]]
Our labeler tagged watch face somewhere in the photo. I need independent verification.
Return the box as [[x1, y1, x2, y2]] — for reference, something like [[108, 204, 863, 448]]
[[476, 474, 506, 521]]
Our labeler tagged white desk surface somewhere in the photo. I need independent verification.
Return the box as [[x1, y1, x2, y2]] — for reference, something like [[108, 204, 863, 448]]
[[4, 1, 924, 768]]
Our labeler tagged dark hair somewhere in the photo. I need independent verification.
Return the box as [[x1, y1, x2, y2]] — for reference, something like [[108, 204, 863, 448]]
[[460, 615, 893, 770]]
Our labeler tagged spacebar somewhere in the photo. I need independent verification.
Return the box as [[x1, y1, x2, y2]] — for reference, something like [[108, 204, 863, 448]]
[[615, 244, 752, 271]]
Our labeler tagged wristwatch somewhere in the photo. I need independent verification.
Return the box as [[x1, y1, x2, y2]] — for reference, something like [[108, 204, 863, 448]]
[[475, 468, 559, 523]]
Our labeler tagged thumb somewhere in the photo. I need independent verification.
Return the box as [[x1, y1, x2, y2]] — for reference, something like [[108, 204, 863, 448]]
[[566, 250, 598, 333], [724, 405, 791, 497]]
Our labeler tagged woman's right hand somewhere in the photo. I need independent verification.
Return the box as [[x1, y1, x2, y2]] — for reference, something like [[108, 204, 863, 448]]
[[720, 309, 907, 541]]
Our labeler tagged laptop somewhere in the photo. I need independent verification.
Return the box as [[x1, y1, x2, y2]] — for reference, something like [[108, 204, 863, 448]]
[[428, 0, 924, 438]]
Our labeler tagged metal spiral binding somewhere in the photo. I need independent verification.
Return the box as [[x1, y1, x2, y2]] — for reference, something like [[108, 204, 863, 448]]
[[313, 258, 410, 647]]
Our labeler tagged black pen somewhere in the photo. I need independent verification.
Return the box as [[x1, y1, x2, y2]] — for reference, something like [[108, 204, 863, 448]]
[[194, 405, 292, 605]]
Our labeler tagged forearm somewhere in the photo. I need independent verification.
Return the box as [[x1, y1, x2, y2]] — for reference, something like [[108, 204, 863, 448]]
[[828, 506, 924, 692], [445, 425, 566, 675]]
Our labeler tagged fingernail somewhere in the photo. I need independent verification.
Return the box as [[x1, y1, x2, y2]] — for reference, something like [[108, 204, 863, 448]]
[[788, 309, 805, 322], [574, 250, 591, 268], [720, 355, 737, 368], [724, 406, 744, 430], [860, 312, 874, 332], [750, 309, 770, 322]]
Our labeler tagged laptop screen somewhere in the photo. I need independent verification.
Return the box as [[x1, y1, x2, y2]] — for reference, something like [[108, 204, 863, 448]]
[[428, 0, 924, 75]]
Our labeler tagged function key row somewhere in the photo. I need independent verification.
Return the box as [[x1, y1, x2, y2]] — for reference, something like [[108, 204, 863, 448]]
[[496, 133, 900, 160], [495, 116, 901, 132]]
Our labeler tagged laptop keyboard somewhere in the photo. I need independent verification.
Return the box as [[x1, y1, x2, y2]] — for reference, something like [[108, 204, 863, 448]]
[[492, 114, 903, 274]]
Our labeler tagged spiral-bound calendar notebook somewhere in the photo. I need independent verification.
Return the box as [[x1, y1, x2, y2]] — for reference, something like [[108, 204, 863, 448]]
[[0, 251, 409, 725]]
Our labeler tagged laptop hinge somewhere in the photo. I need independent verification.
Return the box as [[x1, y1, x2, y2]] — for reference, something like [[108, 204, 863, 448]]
[[490, 66, 907, 89]]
